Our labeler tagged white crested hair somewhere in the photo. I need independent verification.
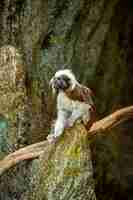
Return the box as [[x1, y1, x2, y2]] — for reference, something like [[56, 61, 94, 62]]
[[54, 69, 78, 90]]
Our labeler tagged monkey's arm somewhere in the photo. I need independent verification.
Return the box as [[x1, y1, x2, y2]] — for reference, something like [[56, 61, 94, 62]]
[[54, 110, 68, 136], [47, 110, 68, 143]]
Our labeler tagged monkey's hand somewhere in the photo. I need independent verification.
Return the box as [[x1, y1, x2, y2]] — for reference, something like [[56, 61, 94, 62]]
[[47, 134, 58, 143], [65, 119, 75, 128]]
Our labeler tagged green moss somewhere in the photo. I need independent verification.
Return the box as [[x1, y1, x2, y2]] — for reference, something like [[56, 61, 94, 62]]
[[64, 144, 81, 159]]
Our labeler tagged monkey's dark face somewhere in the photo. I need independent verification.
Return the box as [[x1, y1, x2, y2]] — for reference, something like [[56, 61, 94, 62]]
[[52, 75, 71, 91]]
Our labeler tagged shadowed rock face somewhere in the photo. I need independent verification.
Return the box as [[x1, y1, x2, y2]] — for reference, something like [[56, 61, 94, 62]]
[[0, 0, 133, 199]]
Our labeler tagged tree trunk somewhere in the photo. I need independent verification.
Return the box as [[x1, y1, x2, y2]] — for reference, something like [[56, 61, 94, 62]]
[[24, 124, 96, 200]]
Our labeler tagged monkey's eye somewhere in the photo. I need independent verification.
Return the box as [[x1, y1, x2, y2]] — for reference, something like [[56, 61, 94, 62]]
[[57, 77, 61, 80]]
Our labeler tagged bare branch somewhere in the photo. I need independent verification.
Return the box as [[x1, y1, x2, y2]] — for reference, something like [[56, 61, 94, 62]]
[[0, 106, 133, 176], [0, 141, 48, 176], [89, 105, 133, 135]]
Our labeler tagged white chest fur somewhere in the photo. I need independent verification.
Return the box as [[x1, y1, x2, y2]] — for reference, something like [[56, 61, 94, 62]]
[[57, 91, 90, 112], [57, 92, 73, 111]]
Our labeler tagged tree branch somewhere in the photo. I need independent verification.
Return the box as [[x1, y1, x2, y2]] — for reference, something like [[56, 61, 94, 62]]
[[89, 105, 133, 134], [0, 141, 49, 175], [0, 106, 133, 176]]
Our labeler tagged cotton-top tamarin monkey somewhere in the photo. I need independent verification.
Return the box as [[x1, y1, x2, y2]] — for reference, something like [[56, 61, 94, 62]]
[[47, 69, 96, 143]]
